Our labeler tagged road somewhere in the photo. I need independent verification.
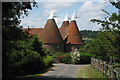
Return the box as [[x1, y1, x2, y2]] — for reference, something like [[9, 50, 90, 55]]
[[39, 64, 90, 79]]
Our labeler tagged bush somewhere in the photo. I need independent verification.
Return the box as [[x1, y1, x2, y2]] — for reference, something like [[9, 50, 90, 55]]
[[57, 55, 66, 63], [6, 36, 54, 76], [21, 51, 43, 74], [8, 50, 25, 75], [79, 53, 95, 64], [57, 55, 71, 64], [51, 52, 71, 58], [71, 49, 81, 64], [8, 50, 44, 75], [61, 55, 71, 64], [43, 55, 53, 68]]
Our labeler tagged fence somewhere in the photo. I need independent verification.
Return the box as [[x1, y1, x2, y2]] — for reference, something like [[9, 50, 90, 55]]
[[91, 58, 120, 79]]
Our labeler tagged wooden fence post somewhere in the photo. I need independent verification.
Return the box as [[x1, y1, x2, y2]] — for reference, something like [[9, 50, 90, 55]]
[[109, 65, 116, 78], [99, 60, 101, 72], [91, 58, 120, 79], [109, 65, 111, 78], [104, 61, 108, 79], [112, 69, 117, 78], [101, 61, 104, 75], [118, 71, 120, 78], [97, 59, 99, 70]]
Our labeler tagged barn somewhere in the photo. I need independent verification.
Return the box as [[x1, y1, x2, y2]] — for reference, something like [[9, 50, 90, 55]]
[[23, 11, 84, 52]]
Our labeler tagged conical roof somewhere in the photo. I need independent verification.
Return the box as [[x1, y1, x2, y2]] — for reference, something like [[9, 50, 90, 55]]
[[67, 20, 83, 44], [61, 21, 69, 28], [40, 19, 63, 43], [59, 28, 68, 40], [61, 13, 69, 28]]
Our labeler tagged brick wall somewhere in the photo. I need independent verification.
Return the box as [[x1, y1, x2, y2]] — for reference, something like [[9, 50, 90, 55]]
[[43, 43, 64, 52]]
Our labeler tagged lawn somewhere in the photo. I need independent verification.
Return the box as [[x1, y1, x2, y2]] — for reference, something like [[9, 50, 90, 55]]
[[77, 65, 105, 78]]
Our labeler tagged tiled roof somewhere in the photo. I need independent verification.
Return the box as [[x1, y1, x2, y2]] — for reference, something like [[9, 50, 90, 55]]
[[61, 21, 69, 28], [59, 28, 68, 40], [67, 20, 84, 44], [40, 19, 63, 43], [23, 28, 44, 38], [23, 20, 83, 45]]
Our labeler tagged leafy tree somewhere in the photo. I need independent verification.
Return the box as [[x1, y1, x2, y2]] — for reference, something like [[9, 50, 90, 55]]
[[90, 0, 120, 62], [2, 2, 53, 79], [31, 35, 48, 57], [80, 30, 98, 38], [2, 2, 38, 78]]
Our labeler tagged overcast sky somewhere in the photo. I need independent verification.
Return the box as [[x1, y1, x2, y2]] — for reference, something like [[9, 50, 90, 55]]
[[20, 0, 117, 31]]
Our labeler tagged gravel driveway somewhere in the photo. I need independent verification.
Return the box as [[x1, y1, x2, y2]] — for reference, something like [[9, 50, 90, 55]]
[[39, 63, 90, 79]]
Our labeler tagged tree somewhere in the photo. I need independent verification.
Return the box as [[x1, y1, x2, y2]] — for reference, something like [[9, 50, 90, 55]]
[[90, 0, 120, 62], [2, 2, 53, 79], [2, 2, 38, 78]]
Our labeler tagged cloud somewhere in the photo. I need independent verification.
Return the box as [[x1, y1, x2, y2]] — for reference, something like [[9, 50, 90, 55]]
[[36, 0, 107, 2], [43, 9, 49, 13], [41, 2, 76, 12], [76, 1, 109, 30], [20, 1, 115, 31], [20, 16, 45, 28]]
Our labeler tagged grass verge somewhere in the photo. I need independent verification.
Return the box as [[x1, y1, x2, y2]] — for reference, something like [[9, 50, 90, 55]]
[[76, 65, 105, 78]]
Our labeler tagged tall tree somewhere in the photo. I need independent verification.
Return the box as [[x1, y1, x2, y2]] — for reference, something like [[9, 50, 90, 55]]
[[90, 0, 120, 62], [2, 2, 37, 78]]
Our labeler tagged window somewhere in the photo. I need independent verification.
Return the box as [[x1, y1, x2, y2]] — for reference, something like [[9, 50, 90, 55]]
[[57, 45, 60, 48], [75, 34, 77, 38]]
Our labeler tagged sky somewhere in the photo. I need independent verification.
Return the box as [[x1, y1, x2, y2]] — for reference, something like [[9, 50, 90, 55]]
[[20, 0, 118, 31]]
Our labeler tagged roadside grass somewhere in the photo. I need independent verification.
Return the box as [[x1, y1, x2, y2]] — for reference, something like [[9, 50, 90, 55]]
[[15, 65, 57, 79], [77, 65, 105, 78]]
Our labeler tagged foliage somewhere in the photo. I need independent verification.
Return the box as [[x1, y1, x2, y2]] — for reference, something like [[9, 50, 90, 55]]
[[79, 52, 95, 64], [89, 0, 120, 62], [61, 55, 71, 64], [56, 55, 71, 64], [21, 51, 43, 74], [57, 55, 67, 63], [51, 52, 71, 64], [31, 35, 48, 57], [43, 55, 53, 68], [70, 49, 81, 64], [2, 2, 38, 78], [2, 2, 53, 79], [6, 35, 52, 76], [80, 30, 98, 38], [51, 52, 71, 58]]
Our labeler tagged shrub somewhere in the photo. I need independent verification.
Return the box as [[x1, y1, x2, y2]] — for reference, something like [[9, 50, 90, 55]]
[[61, 55, 71, 64], [56, 55, 71, 64], [8, 50, 25, 75], [79, 53, 95, 64], [57, 55, 66, 63], [71, 49, 81, 64], [51, 52, 71, 58], [43, 55, 53, 68], [21, 51, 43, 74]]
